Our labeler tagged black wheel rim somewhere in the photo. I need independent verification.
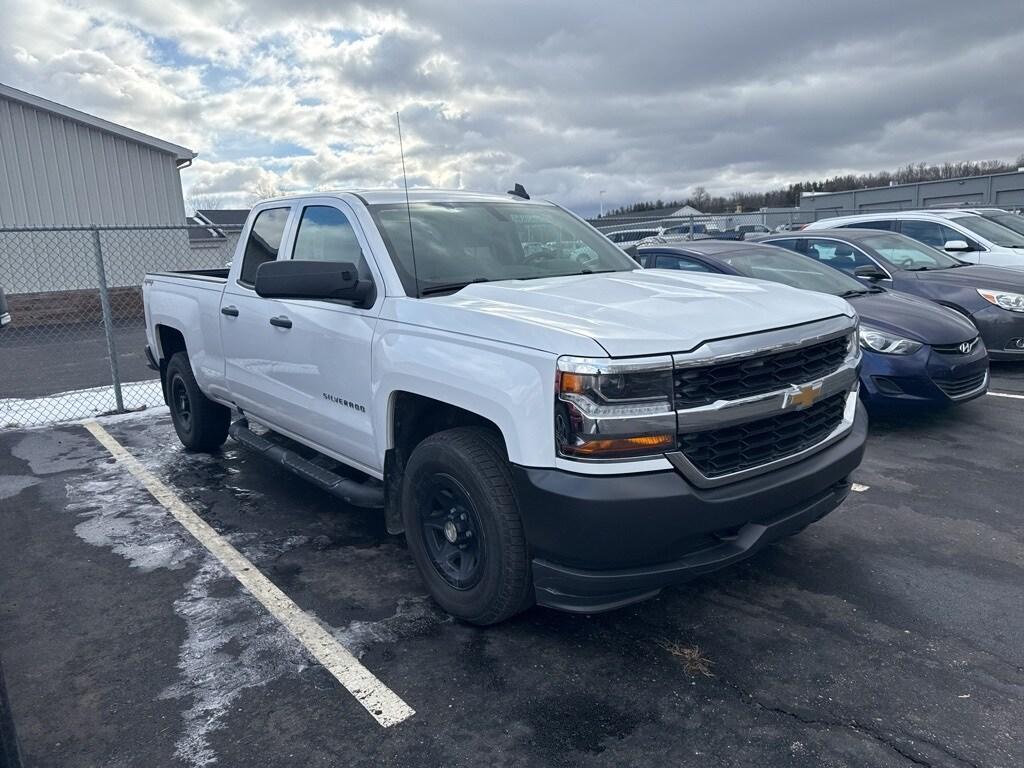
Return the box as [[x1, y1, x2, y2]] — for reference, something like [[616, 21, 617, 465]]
[[418, 474, 484, 590], [170, 375, 192, 430]]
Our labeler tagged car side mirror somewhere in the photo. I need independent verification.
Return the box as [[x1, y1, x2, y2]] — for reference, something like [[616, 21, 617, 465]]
[[254, 259, 374, 306], [943, 239, 971, 252], [854, 265, 887, 281]]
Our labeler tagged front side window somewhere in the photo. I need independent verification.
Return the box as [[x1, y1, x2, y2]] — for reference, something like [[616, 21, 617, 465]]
[[369, 202, 637, 296], [859, 233, 961, 271], [240, 207, 290, 285], [899, 219, 962, 249], [802, 238, 876, 276], [292, 205, 373, 283]]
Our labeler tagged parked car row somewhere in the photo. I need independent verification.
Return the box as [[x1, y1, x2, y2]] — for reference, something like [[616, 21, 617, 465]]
[[804, 208, 1024, 267], [633, 238, 989, 410], [628, 207, 1024, 412]]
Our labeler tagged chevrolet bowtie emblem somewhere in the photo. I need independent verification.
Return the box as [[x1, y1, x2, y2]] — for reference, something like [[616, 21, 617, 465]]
[[786, 381, 823, 410]]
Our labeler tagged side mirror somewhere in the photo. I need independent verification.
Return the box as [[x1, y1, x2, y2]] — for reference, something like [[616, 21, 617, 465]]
[[255, 260, 373, 306], [943, 239, 971, 252], [854, 265, 887, 281]]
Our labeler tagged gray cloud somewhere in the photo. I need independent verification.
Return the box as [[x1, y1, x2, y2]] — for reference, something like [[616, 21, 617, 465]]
[[3, 1, 1023, 214]]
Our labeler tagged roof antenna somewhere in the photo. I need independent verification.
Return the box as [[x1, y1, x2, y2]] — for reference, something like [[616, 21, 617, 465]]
[[508, 183, 530, 200], [396, 110, 420, 295]]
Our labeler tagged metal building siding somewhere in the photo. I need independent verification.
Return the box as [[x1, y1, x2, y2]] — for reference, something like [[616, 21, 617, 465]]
[[0, 94, 185, 227]]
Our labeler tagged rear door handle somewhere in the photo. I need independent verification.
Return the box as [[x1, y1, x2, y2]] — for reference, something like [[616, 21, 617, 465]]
[[269, 315, 292, 329], [221, 305, 239, 317]]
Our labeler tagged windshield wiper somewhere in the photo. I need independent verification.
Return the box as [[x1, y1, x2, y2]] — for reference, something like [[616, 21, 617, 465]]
[[838, 289, 868, 298], [419, 278, 491, 297]]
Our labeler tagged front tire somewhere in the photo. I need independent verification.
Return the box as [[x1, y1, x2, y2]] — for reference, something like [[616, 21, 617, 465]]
[[165, 351, 230, 452], [402, 427, 533, 625]]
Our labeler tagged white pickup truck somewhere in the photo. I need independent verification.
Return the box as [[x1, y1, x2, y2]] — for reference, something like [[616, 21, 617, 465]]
[[143, 189, 867, 624]]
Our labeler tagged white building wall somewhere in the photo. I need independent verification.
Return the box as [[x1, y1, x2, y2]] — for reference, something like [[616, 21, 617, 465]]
[[0, 95, 186, 227]]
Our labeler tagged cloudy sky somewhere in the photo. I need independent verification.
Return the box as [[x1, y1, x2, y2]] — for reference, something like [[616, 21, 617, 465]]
[[3, 1, 1024, 215]]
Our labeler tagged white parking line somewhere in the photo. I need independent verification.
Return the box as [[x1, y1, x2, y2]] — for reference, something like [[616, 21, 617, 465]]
[[987, 391, 1024, 400], [82, 420, 415, 728]]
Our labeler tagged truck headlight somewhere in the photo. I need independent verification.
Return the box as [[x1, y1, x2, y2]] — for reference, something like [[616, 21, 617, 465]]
[[555, 356, 676, 459], [977, 288, 1024, 312], [858, 325, 922, 355]]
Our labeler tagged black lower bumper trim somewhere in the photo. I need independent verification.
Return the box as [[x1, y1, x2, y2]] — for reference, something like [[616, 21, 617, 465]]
[[532, 478, 848, 613], [513, 401, 868, 613]]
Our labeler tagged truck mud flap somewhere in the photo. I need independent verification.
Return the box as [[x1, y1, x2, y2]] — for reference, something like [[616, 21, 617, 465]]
[[228, 419, 384, 509]]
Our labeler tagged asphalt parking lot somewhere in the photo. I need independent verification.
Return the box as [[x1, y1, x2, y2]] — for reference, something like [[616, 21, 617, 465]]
[[1, 365, 1023, 768]]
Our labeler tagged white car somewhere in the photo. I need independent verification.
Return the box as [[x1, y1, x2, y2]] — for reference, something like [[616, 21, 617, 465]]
[[805, 210, 1024, 267], [143, 188, 865, 624], [603, 227, 663, 250]]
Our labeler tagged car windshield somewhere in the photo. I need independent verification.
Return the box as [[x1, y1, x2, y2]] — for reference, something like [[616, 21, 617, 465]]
[[948, 215, 1024, 247], [974, 211, 1024, 239], [369, 202, 637, 296], [718, 247, 870, 296], [859, 233, 962, 270]]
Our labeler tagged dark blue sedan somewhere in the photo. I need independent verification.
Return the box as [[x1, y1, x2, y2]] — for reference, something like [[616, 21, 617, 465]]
[[752, 229, 1024, 360], [634, 240, 989, 409]]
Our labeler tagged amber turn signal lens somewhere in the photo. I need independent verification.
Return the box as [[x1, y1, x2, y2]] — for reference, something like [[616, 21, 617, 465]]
[[559, 372, 588, 394], [564, 433, 675, 457]]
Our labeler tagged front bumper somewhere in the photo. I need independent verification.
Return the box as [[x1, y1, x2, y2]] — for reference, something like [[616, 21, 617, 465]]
[[859, 343, 989, 408], [512, 400, 868, 613], [971, 305, 1024, 360]]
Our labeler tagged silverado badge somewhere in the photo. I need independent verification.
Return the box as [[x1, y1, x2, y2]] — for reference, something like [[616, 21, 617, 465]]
[[785, 381, 823, 410]]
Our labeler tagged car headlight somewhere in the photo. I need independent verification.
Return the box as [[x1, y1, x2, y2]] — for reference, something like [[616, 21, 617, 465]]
[[977, 288, 1024, 312], [858, 325, 923, 355], [555, 356, 676, 459]]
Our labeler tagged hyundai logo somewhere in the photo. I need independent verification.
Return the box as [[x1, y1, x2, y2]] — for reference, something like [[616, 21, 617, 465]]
[[958, 340, 974, 354]]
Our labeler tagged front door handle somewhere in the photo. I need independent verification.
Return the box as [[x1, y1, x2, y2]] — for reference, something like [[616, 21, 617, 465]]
[[269, 315, 292, 329], [221, 305, 239, 317]]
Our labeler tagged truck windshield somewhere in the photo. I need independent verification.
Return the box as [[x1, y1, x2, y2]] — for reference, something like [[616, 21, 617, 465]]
[[717, 247, 871, 296], [368, 202, 637, 296]]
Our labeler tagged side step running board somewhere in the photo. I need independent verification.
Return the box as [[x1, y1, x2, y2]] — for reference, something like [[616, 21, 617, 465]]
[[228, 419, 384, 509]]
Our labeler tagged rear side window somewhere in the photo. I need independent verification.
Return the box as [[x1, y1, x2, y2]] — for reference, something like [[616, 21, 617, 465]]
[[764, 238, 797, 251], [655, 254, 713, 271], [842, 220, 893, 231], [240, 208, 290, 285]]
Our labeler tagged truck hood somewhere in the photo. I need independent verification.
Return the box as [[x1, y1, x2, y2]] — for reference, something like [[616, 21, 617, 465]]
[[397, 270, 854, 357]]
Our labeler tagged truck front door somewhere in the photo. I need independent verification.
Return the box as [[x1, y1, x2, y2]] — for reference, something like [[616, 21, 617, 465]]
[[237, 199, 383, 474]]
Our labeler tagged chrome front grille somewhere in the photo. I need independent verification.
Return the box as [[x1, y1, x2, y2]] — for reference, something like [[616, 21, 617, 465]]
[[678, 393, 847, 478], [673, 335, 850, 408], [666, 318, 860, 488]]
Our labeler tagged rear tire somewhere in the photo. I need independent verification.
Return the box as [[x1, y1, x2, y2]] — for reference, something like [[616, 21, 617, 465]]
[[165, 351, 230, 452], [402, 427, 533, 625]]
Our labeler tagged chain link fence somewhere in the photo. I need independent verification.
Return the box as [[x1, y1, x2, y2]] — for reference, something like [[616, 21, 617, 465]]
[[0, 224, 240, 426]]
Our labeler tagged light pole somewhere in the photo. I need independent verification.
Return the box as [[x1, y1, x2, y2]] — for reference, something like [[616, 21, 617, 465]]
[[599, 190, 606, 217]]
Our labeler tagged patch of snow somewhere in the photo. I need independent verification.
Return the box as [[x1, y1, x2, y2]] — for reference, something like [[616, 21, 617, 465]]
[[1, 379, 165, 428], [0, 474, 39, 500]]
